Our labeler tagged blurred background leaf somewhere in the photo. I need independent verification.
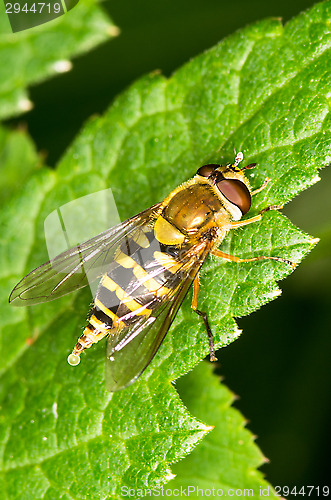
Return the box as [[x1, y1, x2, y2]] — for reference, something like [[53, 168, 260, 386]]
[[0, 124, 41, 205], [168, 362, 278, 498], [0, 0, 119, 119]]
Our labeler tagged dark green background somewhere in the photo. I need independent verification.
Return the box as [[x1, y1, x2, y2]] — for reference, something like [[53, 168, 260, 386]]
[[6, 0, 331, 495]]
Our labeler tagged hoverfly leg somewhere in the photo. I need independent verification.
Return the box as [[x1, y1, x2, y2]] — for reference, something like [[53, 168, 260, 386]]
[[211, 248, 296, 269], [251, 177, 271, 196], [192, 274, 218, 362], [230, 204, 284, 230], [230, 214, 262, 228], [260, 204, 284, 213], [226, 204, 296, 268]]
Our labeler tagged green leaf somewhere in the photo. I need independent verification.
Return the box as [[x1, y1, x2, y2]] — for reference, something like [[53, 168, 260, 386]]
[[168, 362, 278, 498], [0, 124, 42, 207], [0, 0, 118, 120], [1, 1, 330, 498]]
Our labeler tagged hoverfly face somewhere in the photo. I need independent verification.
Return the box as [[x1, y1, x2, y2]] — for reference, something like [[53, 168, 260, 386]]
[[196, 163, 252, 217]]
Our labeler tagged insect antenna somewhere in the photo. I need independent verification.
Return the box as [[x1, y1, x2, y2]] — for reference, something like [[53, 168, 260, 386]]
[[240, 162, 257, 171]]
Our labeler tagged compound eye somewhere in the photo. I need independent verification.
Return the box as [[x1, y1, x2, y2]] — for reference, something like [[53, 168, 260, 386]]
[[216, 179, 251, 215], [197, 164, 219, 178]]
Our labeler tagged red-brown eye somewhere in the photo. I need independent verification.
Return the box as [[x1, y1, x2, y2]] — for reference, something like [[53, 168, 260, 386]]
[[216, 179, 251, 215], [197, 164, 219, 178]]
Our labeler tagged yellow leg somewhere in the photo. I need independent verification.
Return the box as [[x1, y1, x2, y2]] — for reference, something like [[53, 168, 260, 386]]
[[192, 274, 218, 362], [192, 273, 199, 310], [211, 248, 296, 269], [226, 202, 296, 266], [230, 214, 262, 229], [230, 204, 284, 230], [251, 177, 271, 196]]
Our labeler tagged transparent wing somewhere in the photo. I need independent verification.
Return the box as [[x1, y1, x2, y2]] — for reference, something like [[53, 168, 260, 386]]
[[9, 204, 161, 306], [105, 240, 213, 392], [105, 276, 194, 392]]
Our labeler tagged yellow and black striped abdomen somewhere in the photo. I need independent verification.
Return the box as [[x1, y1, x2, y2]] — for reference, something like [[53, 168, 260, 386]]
[[71, 227, 184, 357]]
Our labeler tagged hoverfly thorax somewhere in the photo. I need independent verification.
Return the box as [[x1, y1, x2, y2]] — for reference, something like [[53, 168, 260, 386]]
[[160, 183, 223, 237]]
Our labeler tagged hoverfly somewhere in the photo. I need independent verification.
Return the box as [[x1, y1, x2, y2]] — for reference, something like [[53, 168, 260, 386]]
[[9, 153, 295, 391]]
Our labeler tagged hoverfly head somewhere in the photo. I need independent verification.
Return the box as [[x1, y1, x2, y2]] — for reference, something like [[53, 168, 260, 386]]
[[196, 159, 252, 216]]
